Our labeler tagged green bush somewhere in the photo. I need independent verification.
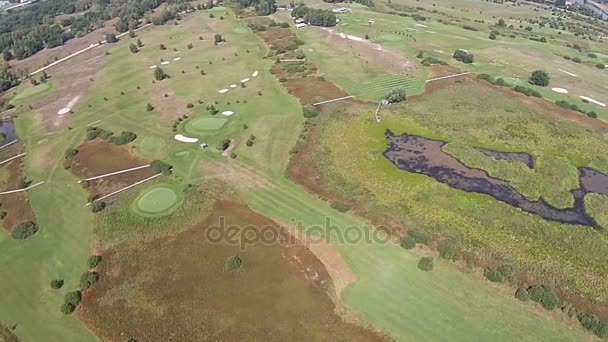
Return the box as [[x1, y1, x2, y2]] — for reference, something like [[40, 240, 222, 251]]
[[80, 271, 99, 289], [86, 127, 101, 140], [50, 279, 64, 289], [587, 111, 597, 118], [477, 73, 493, 82], [384, 87, 407, 103], [453, 49, 474, 64], [528, 285, 560, 310], [217, 138, 231, 151], [303, 105, 319, 118], [88, 255, 102, 269], [64, 147, 78, 159], [421, 57, 447, 66], [514, 287, 530, 301], [438, 241, 460, 261], [528, 70, 550, 87], [330, 201, 350, 213], [513, 85, 542, 98], [417, 257, 434, 271], [61, 291, 82, 315], [408, 228, 429, 244], [10, 221, 39, 240], [572, 57, 582, 63], [90, 201, 106, 213], [400, 236, 416, 249], [578, 312, 600, 331], [109, 131, 137, 145], [225, 256, 242, 270], [484, 269, 503, 283], [495, 78, 506, 86], [596, 63, 606, 69], [150, 160, 173, 175]]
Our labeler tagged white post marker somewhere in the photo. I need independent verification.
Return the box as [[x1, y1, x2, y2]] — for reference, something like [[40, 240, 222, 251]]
[[87, 173, 161, 206], [0, 140, 19, 151], [0, 153, 26, 167], [0, 181, 45, 196], [78, 164, 151, 183]]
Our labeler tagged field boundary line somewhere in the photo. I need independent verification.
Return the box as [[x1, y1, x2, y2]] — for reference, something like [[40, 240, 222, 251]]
[[425, 72, 472, 83], [0, 181, 45, 195], [78, 164, 151, 183], [313, 95, 354, 106], [0, 140, 19, 151], [0, 153, 26, 166], [86, 173, 161, 206]]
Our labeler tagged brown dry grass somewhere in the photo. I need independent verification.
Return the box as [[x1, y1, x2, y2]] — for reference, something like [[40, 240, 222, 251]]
[[0, 322, 19, 342], [0, 142, 36, 232], [78, 201, 387, 342]]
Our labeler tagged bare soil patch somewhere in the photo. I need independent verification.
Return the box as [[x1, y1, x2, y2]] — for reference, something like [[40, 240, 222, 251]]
[[0, 142, 36, 232], [285, 76, 348, 105], [256, 27, 294, 46], [78, 201, 386, 342], [68, 140, 154, 198]]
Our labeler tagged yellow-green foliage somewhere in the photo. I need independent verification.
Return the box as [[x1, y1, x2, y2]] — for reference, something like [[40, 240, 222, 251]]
[[585, 194, 608, 230], [442, 142, 580, 208], [319, 83, 608, 303]]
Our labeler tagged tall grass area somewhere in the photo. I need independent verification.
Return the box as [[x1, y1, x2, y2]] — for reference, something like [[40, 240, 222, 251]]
[[318, 80, 608, 305]]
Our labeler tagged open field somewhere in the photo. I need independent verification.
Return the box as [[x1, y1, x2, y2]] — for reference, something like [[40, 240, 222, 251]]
[[1, 1, 607, 341]]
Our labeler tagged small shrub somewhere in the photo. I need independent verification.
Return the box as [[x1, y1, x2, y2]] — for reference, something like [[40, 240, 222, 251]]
[[50, 279, 64, 289], [596, 63, 606, 69], [150, 160, 173, 175], [417, 257, 434, 271], [10, 221, 39, 240], [408, 228, 429, 244], [528, 70, 550, 87], [384, 88, 407, 103], [400, 236, 416, 249], [88, 255, 102, 269], [90, 201, 106, 213], [186, 103, 194, 108], [514, 287, 530, 301], [528, 285, 560, 310], [438, 241, 460, 261], [225, 256, 242, 270], [302, 105, 319, 118], [80, 271, 99, 289], [64, 147, 78, 159], [587, 111, 597, 118], [61, 291, 82, 315], [572, 57, 581, 63], [330, 201, 350, 213], [578, 312, 600, 331]]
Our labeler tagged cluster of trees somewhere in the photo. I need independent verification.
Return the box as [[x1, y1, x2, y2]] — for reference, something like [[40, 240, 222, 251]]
[[452, 49, 474, 64], [291, 5, 337, 27], [150, 160, 173, 175], [237, 0, 277, 15], [528, 70, 550, 86], [0, 65, 20, 92], [0, 0, 190, 62]]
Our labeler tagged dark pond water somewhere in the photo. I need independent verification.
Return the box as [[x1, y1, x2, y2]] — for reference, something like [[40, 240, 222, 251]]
[[384, 130, 603, 228], [477, 148, 535, 168], [0, 121, 18, 148]]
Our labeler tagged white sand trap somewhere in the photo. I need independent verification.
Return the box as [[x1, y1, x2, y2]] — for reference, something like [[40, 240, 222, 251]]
[[230, 84, 237, 88], [174, 134, 199, 143], [57, 96, 80, 115], [161, 61, 170, 65], [173, 57, 181, 61], [428, 43, 441, 47], [434, 50, 445, 54], [580, 96, 606, 107], [405, 28, 416, 31], [222, 111, 234, 116], [149, 65, 157, 69], [252, 71, 259, 77], [558, 68, 577, 77], [457, 49, 469, 53], [552, 87, 569, 94], [448, 35, 471, 40], [218, 89, 229, 94], [425, 31, 436, 34], [415, 23, 428, 27], [241, 78, 250, 83]]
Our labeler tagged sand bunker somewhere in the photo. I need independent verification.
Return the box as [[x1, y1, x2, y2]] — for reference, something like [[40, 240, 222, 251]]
[[252, 71, 259, 77], [149, 65, 157, 69], [580, 96, 606, 107], [222, 111, 234, 116], [425, 31, 436, 34], [57, 96, 80, 115], [558, 68, 577, 77], [230, 84, 237, 88], [161, 61, 170, 65], [241, 78, 250, 83], [173, 57, 181, 61], [218, 89, 229, 94], [415, 24, 428, 27], [552, 87, 569, 94], [174, 134, 199, 143]]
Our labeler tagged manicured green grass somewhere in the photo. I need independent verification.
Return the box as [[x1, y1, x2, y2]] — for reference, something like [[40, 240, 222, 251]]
[[133, 185, 180, 216], [11, 82, 53, 102], [185, 117, 228, 132]]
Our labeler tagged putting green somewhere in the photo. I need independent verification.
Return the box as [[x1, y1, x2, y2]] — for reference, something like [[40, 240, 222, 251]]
[[139, 135, 166, 156], [185, 117, 227, 133], [134, 186, 180, 216]]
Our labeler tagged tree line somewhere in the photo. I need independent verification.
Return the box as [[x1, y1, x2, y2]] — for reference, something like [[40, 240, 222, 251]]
[[291, 5, 337, 27]]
